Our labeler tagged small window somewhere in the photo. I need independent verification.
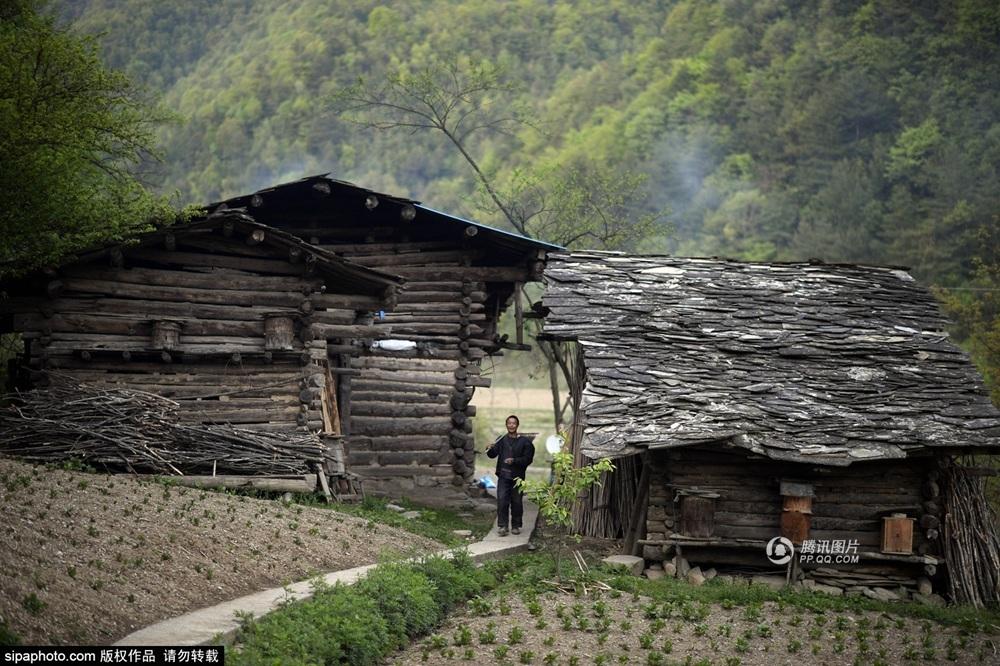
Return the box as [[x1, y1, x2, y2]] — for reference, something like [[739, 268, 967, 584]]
[[264, 315, 296, 351], [675, 489, 720, 538], [150, 320, 181, 351]]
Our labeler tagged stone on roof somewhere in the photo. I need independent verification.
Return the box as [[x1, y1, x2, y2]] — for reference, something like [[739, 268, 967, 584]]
[[542, 251, 1000, 464]]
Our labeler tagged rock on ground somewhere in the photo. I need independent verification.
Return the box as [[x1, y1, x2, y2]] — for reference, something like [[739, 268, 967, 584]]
[[602, 555, 644, 576], [752, 575, 787, 590]]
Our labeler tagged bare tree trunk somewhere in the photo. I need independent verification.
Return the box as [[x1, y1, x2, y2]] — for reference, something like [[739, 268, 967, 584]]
[[441, 129, 526, 235]]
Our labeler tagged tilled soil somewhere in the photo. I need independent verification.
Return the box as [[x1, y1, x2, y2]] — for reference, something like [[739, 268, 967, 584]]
[[0, 457, 444, 645], [391, 588, 998, 665]]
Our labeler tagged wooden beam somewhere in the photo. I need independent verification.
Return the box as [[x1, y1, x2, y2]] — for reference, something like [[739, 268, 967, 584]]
[[133, 474, 314, 493], [514, 281, 524, 345]]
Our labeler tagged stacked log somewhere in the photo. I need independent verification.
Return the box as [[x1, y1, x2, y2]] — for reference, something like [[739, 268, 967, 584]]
[[650, 448, 932, 550], [205, 183, 546, 497], [325, 242, 510, 493], [2, 222, 385, 435]]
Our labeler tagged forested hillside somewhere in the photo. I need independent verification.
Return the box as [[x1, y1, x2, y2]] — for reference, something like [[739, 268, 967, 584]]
[[58, 0, 1000, 398]]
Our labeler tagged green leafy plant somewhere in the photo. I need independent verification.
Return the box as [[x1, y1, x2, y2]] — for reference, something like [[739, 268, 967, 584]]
[[478, 623, 497, 645], [22, 593, 45, 615], [516, 451, 614, 580], [354, 562, 440, 647], [453, 625, 472, 647]]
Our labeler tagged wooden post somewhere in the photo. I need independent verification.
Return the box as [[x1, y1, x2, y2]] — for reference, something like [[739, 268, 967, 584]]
[[315, 463, 332, 503], [336, 348, 352, 437], [514, 282, 524, 345], [623, 455, 650, 556]]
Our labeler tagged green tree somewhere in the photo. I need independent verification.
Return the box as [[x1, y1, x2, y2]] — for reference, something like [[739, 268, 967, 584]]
[[332, 54, 663, 435], [331, 54, 659, 248], [517, 451, 614, 581], [0, 0, 174, 277], [936, 221, 1000, 405]]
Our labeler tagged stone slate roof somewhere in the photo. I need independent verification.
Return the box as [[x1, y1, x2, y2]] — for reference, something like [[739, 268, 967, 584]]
[[542, 252, 1000, 465]]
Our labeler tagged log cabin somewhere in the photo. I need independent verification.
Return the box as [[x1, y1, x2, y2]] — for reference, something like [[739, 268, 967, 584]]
[[542, 251, 1000, 601], [0, 210, 402, 493], [210, 175, 561, 503]]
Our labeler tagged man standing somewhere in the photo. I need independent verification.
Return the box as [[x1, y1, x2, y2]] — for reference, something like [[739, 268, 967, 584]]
[[486, 414, 535, 536]]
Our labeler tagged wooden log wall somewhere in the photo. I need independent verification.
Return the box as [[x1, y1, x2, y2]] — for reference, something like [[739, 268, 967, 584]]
[[3, 231, 383, 435], [281, 223, 532, 498], [644, 447, 937, 564], [344, 249, 501, 496]]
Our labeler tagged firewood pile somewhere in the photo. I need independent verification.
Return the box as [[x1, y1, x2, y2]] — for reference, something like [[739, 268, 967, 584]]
[[942, 464, 1000, 607], [0, 381, 327, 476]]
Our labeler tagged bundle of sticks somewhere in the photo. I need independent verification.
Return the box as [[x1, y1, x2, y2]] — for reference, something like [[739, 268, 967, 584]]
[[0, 381, 326, 476], [941, 464, 1000, 608]]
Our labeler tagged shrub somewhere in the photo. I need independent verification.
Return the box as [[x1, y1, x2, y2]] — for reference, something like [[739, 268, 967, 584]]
[[234, 584, 388, 666], [232, 555, 490, 664], [415, 551, 494, 610], [0, 620, 20, 646], [354, 562, 440, 647]]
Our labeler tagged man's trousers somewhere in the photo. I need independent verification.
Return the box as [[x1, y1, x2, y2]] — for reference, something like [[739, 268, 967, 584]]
[[496, 476, 524, 529]]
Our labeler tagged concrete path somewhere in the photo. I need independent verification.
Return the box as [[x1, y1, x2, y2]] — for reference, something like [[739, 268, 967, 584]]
[[115, 501, 538, 646]]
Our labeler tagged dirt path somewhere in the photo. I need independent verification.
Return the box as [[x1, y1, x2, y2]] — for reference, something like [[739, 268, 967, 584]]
[[0, 457, 443, 645]]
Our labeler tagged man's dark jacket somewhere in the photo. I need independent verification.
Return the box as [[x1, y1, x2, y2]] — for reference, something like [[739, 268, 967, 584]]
[[487, 434, 535, 481]]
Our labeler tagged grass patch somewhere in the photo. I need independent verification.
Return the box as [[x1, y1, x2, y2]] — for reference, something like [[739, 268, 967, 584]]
[[308, 495, 494, 546], [230, 551, 495, 665], [195, 488, 492, 547]]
